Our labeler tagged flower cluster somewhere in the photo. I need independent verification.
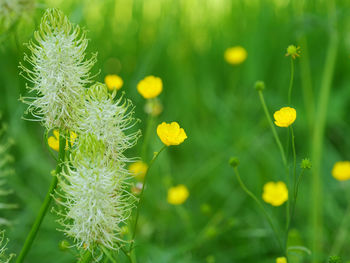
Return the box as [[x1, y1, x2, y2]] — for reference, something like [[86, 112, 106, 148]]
[[56, 135, 136, 250], [20, 8, 97, 130], [21, 8, 141, 252], [56, 84, 140, 250]]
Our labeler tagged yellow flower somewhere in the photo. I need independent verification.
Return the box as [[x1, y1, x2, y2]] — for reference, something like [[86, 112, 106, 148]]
[[104, 74, 123, 91], [274, 107, 296, 127], [285, 45, 301, 59], [262, 181, 288, 206], [224, 46, 247, 65], [332, 161, 350, 181], [129, 161, 148, 181], [137, 76, 162, 99], [276, 257, 287, 263], [48, 130, 77, 152], [167, 184, 189, 205], [157, 122, 187, 146]]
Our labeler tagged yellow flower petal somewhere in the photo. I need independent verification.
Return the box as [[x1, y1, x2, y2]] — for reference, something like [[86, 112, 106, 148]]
[[262, 181, 288, 206], [137, 76, 162, 99], [274, 107, 296, 127], [332, 161, 350, 181], [167, 184, 189, 205], [224, 46, 247, 65], [157, 122, 187, 146], [104, 74, 123, 91]]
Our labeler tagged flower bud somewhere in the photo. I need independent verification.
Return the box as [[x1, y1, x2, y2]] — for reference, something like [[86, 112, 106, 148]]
[[229, 157, 239, 168], [254, 81, 265, 91]]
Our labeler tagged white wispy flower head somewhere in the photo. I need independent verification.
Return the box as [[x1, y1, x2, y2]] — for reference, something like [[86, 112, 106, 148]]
[[56, 134, 135, 250], [20, 8, 96, 130], [74, 83, 141, 161]]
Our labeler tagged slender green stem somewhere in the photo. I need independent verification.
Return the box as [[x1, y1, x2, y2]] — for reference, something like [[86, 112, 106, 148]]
[[258, 91, 287, 167], [141, 113, 155, 161], [258, 90, 291, 248], [290, 126, 297, 202], [130, 145, 167, 252], [16, 132, 66, 263], [232, 166, 284, 252], [288, 58, 294, 105], [311, 1, 338, 261]]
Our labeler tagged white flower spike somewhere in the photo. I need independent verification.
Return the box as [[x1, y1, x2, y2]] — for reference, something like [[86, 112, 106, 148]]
[[56, 135, 135, 250], [20, 8, 96, 130]]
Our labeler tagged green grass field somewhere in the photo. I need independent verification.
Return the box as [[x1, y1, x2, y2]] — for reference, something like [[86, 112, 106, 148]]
[[1, 0, 350, 262]]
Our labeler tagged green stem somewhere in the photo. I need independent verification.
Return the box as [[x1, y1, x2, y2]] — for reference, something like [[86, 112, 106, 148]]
[[290, 126, 297, 203], [258, 90, 287, 167], [232, 166, 284, 252], [258, 90, 290, 248], [130, 145, 167, 252], [311, 1, 338, 261], [288, 58, 295, 105], [141, 113, 155, 161], [16, 132, 66, 263]]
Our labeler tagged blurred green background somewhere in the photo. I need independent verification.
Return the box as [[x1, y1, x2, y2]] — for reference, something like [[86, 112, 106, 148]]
[[1, 0, 350, 262]]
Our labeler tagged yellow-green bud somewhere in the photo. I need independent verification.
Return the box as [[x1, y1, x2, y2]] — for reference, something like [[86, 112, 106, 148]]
[[58, 240, 71, 251], [301, 158, 312, 169], [254, 81, 265, 91], [229, 157, 239, 168]]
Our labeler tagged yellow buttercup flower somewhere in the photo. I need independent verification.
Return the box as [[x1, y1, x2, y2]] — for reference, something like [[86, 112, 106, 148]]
[[167, 184, 189, 205], [262, 181, 288, 206], [129, 161, 148, 181], [332, 161, 350, 181], [157, 122, 187, 146], [276, 257, 287, 263], [104, 74, 123, 91], [137, 76, 162, 99], [224, 46, 247, 65], [48, 130, 77, 152], [274, 107, 296, 127]]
